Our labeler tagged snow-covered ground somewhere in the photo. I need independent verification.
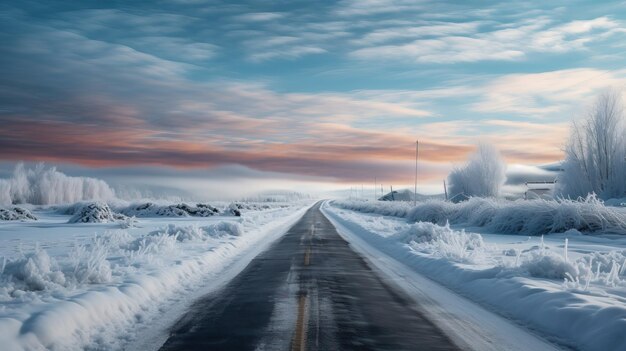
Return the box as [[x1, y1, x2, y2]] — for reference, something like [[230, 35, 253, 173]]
[[324, 200, 626, 351], [0, 200, 314, 350]]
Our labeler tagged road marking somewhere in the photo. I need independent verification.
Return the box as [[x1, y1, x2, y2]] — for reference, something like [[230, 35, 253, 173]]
[[292, 293, 309, 351]]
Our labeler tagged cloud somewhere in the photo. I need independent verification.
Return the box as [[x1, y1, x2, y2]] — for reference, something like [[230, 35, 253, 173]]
[[248, 46, 327, 61], [334, 0, 428, 16], [471, 68, 626, 116], [350, 16, 626, 63], [351, 21, 484, 46], [233, 12, 285, 22]]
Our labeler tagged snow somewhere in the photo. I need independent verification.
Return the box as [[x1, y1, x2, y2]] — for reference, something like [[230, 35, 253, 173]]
[[333, 195, 626, 235], [0, 200, 314, 350], [324, 201, 626, 351]]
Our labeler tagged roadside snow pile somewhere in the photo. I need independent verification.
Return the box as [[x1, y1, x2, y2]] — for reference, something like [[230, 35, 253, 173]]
[[0, 207, 37, 221], [151, 222, 243, 242], [323, 203, 626, 351], [68, 202, 127, 223], [228, 203, 286, 216], [119, 202, 221, 217], [0, 162, 115, 205], [118, 201, 286, 218], [333, 194, 626, 235]]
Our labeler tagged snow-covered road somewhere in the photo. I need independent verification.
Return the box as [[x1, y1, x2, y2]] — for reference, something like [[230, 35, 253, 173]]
[[3, 198, 625, 350]]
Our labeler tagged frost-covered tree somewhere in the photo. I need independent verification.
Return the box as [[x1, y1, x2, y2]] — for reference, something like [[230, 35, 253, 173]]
[[556, 91, 626, 200], [447, 143, 507, 202], [0, 163, 116, 205]]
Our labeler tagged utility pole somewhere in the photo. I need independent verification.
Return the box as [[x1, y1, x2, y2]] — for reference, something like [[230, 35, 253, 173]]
[[443, 179, 448, 201], [374, 177, 377, 201], [414, 140, 419, 206]]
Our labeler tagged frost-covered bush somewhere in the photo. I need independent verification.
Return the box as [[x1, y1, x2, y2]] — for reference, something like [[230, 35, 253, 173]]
[[67, 237, 113, 284], [0, 163, 115, 205], [1, 249, 66, 291], [119, 216, 138, 229], [557, 91, 626, 200], [407, 200, 453, 224], [207, 221, 244, 237], [333, 195, 626, 235], [393, 221, 484, 263], [447, 143, 507, 202], [120, 202, 221, 217], [0, 207, 37, 221], [150, 222, 244, 242], [522, 250, 579, 280], [68, 202, 127, 223]]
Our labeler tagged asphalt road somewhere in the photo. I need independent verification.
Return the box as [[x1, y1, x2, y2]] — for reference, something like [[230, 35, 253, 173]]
[[160, 202, 460, 351]]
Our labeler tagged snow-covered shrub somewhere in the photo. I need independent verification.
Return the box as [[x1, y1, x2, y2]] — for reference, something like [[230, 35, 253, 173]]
[[67, 237, 112, 284], [333, 195, 626, 235], [119, 216, 138, 229], [153, 224, 204, 242], [0, 207, 37, 221], [406, 199, 452, 224], [1, 249, 66, 291], [150, 222, 244, 242], [228, 204, 242, 217], [447, 143, 507, 202], [522, 250, 579, 280], [557, 91, 626, 200], [120, 202, 221, 217], [124, 234, 180, 265], [393, 221, 484, 263], [68, 202, 127, 223], [205, 221, 243, 237], [0, 163, 115, 205]]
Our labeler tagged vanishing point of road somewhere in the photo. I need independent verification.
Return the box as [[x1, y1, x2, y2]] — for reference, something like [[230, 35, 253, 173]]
[[160, 201, 460, 351]]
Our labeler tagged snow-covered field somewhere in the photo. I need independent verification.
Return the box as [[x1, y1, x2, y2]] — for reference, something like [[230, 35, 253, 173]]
[[324, 200, 626, 351], [0, 200, 313, 350]]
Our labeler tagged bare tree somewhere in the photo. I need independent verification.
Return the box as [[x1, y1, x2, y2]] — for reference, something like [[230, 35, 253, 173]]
[[557, 90, 626, 200], [447, 143, 507, 202]]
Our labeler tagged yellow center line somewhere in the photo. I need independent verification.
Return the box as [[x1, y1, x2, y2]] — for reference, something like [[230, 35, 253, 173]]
[[292, 294, 308, 351]]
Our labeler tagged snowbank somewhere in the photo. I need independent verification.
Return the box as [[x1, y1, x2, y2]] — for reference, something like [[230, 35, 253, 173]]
[[333, 195, 626, 235], [0, 163, 115, 205], [323, 203, 626, 351], [150, 222, 243, 242], [0, 207, 37, 221], [117, 201, 287, 218]]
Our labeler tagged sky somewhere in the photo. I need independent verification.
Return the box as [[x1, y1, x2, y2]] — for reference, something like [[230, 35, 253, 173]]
[[1, 0, 626, 198]]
